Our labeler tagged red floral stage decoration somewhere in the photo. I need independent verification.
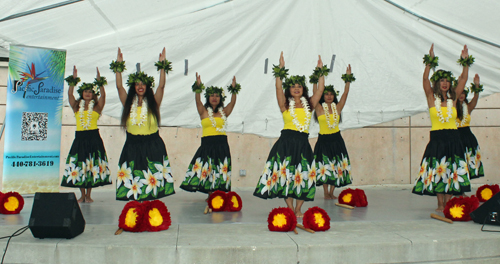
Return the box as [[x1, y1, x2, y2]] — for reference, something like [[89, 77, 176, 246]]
[[338, 188, 368, 207], [118, 201, 146, 232], [144, 200, 172, 232], [268, 207, 297, 232], [443, 196, 480, 222], [476, 184, 500, 202], [208, 190, 227, 212], [354, 189, 368, 207], [225, 191, 243, 212], [303, 206, 330, 231], [118, 200, 172, 232], [0, 192, 24, 214]]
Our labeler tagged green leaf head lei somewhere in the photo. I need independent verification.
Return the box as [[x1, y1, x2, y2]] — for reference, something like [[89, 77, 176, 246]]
[[430, 70, 455, 84], [126, 71, 155, 88], [205, 86, 226, 103], [324, 85, 339, 97], [77, 82, 99, 97], [283, 75, 307, 90]]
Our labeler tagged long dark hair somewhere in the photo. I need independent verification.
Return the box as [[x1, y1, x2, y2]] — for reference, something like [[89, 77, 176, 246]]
[[456, 98, 469, 121], [120, 84, 160, 129], [432, 69, 456, 101], [204, 94, 225, 113], [284, 86, 312, 110], [314, 91, 341, 122]]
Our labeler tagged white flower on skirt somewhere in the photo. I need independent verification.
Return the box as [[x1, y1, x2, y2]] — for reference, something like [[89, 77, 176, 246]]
[[434, 156, 449, 183], [270, 161, 279, 190], [200, 162, 210, 184], [341, 154, 350, 172], [154, 158, 173, 186], [260, 174, 272, 195], [80, 161, 87, 183], [306, 162, 317, 189], [317, 162, 329, 182], [92, 164, 100, 183], [66, 163, 80, 184], [278, 159, 289, 187], [140, 169, 163, 196], [293, 164, 306, 194], [116, 162, 133, 188], [418, 159, 429, 179], [189, 158, 203, 178], [450, 163, 465, 191], [124, 176, 143, 200], [328, 158, 338, 179]]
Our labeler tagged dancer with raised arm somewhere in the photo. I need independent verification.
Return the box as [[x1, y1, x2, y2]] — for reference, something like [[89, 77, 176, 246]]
[[254, 52, 325, 217], [456, 74, 484, 180], [180, 73, 240, 197], [313, 65, 354, 199], [412, 44, 473, 212], [112, 48, 174, 201], [61, 66, 112, 203]]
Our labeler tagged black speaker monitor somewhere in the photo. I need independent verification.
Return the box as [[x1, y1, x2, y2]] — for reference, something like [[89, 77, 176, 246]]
[[29, 192, 86, 239], [470, 192, 500, 226]]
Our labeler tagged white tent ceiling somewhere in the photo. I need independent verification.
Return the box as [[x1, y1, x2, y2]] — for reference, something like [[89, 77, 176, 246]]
[[1, 0, 498, 137]]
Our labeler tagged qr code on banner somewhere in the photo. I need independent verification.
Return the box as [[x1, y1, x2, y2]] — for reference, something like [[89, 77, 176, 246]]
[[21, 112, 48, 141]]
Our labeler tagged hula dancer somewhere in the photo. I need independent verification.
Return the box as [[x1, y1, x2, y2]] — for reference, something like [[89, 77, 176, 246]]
[[253, 52, 325, 218], [113, 48, 174, 201], [61, 66, 112, 203], [456, 74, 484, 180], [313, 65, 354, 199], [412, 44, 472, 212], [180, 73, 239, 197]]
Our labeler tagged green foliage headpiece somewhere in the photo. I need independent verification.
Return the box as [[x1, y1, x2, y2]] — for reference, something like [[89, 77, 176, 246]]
[[283, 75, 307, 90], [126, 71, 155, 88], [430, 70, 456, 84], [77, 82, 99, 97], [324, 85, 339, 96], [205, 86, 226, 103]]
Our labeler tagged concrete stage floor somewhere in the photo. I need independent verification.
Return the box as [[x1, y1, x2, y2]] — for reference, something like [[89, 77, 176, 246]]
[[1, 185, 500, 264]]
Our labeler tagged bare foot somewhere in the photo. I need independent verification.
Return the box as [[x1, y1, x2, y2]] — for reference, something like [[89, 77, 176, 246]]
[[330, 194, 338, 199], [295, 211, 304, 218], [435, 207, 444, 213], [324, 193, 333, 200], [77, 196, 85, 203], [85, 197, 94, 203]]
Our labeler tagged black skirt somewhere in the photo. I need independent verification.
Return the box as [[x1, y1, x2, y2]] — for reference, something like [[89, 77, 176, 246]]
[[61, 129, 112, 188], [180, 135, 232, 193], [116, 131, 175, 201], [458, 127, 484, 179], [253, 130, 316, 201], [412, 129, 471, 196], [314, 132, 352, 187]]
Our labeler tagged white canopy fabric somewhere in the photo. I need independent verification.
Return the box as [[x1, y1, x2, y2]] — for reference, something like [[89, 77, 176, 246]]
[[1, 0, 498, 137]]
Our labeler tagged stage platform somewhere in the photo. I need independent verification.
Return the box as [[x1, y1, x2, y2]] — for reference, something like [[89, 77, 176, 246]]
[[1, 185, 500, 264]]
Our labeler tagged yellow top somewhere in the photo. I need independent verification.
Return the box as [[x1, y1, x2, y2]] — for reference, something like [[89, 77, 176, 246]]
[[456, 113, 471, 128], [201, 117, 226, 137], [126, 107, 158, 135], [318, 114, 340, 134], [75, 111, 99, 131], [283, 108, 310, 133], [429, 106, 458, 131]]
